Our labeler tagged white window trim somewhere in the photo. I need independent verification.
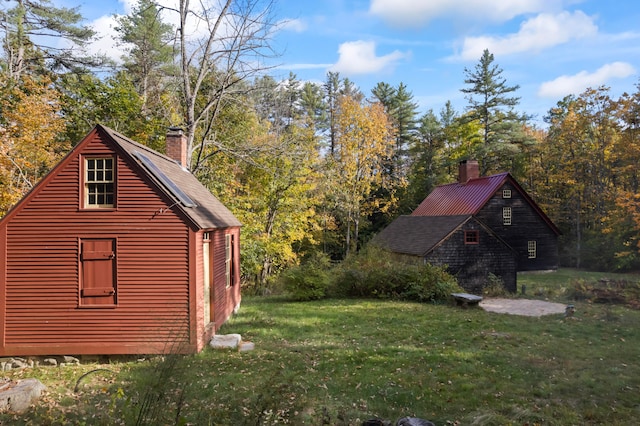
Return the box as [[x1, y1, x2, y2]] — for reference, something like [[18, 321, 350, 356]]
[[502, 207, 512, 225], [528, 240, 537, 259], [225, 234, 232, 288], [85, 157, 115, 208]]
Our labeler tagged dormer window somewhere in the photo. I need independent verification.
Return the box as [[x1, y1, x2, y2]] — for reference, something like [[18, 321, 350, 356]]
[[85, 157, 115, 208]]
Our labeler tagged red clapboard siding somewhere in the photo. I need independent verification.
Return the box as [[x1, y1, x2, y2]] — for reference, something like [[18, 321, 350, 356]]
[[2, 132, 193, 353], [210, 227, 241, 331]]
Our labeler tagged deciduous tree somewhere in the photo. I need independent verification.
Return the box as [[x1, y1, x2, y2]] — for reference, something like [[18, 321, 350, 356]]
[[171, 0, 278, 172], [329, 95, 395, 256], [0, 76, 67, 214]]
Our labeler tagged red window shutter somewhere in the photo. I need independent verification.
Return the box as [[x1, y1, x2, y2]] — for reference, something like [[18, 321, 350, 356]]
[[80, 239, 116, 305]]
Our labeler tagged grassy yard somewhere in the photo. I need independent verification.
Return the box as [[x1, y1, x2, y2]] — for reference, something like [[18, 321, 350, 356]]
[[2, 269, 640, 425]]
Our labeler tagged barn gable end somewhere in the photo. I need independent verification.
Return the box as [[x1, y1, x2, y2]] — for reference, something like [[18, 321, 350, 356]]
[[0, 125, 241, 356], [372, 215, 516, 293]]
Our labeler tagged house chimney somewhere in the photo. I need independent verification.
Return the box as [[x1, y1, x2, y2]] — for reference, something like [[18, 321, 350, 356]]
[[166, 127, 188, 168], [459, 159, 479, 184]]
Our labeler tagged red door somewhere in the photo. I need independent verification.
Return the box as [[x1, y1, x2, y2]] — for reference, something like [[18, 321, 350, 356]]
[[80, 239, 116, 305]]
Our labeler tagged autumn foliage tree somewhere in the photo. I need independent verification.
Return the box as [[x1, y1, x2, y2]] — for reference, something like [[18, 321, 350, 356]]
[[0, 76, 67, 214], [329, 95, 396, 256]]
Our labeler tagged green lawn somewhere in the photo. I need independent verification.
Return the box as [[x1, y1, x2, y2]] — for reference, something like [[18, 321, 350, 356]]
[[3, 270, 640, 425]]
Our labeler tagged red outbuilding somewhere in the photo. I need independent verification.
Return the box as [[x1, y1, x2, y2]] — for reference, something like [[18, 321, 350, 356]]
[[0, 125, 241, 355]]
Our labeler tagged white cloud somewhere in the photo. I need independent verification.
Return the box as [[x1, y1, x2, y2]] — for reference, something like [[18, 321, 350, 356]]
[[369, 0, 561, 28], [279, 18, 306, 33], [119, 0, 138, 15], [457, 11, 598, 60], [537, 62, 637, 98], [84, 0, 224, 64], [330, 40, 408, 75], [283, 63, 334, 70], [86, 15, 123, 62]]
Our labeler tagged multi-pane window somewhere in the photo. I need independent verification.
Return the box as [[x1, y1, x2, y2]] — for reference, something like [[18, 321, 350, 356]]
[[528, 240, 537, 259], [502, 207, 512, 225], [464, 230, 479, 245], [225, 234, 234, 287], [85, 158, 114, 208], [502, 189, 512, 198]]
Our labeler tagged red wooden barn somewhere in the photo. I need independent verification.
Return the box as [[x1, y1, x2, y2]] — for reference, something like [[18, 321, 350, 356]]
[[0, 125, 241, 356]]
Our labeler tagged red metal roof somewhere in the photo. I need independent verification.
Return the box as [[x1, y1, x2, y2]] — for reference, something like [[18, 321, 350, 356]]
[[412, 173, 509, 216]]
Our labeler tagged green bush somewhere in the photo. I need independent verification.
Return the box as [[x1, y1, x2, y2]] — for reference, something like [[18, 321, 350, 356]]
[[280, 254, 331, 301], [329, 246, 461, 303], [483, 273, 508, 297]]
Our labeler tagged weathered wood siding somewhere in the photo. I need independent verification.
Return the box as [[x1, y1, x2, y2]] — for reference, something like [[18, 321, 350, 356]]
[[426, 221, 516, 294], [0, 131, 196, 355], [475, 182, 558, 271]]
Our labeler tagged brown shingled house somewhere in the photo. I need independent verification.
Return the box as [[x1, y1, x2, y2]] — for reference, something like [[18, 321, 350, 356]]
[[0, 125, 241, 356], [373, 160, 560, 294]]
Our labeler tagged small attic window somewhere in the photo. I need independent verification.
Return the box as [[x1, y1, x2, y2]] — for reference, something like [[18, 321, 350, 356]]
[[464, 230, 479, 245], [503, 189, 512, 198], [84, 157, 115, 208]]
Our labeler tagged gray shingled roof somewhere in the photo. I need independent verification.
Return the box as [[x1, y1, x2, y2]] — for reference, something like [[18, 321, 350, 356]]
[[372, 215, 471, 256], [99, 124, 241, 229]]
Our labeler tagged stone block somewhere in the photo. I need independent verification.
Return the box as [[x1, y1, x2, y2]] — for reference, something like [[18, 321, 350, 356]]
[[239, 341, 255, 352], [210, 334, 242, 349], [0, 379, 46, 413]]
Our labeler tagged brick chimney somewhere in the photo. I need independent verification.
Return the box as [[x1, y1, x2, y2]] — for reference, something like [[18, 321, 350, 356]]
[[459, 159, 479, 184], [165, 127, 188, 168]]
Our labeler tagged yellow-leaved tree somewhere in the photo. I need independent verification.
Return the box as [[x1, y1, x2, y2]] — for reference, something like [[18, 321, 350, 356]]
[[0, 76, 67, 215], [329, 95, 396, 256]]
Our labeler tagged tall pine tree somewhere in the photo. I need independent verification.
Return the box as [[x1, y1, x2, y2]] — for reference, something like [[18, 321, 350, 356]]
[[115, 0, 174, 114], [461, 49, 532, 174], [0, 0, 104, 81]]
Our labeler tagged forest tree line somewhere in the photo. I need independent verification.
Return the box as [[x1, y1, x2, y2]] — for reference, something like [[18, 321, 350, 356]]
[[1, 0, 640, 292]]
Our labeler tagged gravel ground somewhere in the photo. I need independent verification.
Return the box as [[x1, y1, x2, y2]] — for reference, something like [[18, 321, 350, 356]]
[[479, 298, 568, 317]]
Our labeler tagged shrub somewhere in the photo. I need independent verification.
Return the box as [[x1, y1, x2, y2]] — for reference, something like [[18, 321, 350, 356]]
[[483, 273, 508, 297], [329, 246, 461, 303], [280, 254, 331, 301], [568, 278, 640, 308]]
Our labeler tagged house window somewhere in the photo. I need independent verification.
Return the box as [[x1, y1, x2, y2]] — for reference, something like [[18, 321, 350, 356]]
[[85, 157, 114, 208], [503, 189, 512, 198], [225, 234, 236, 288], [503, 207, 512, 225], [528, 240, 537, 259], [464, 230, 479, 245], [203, 232, 211, 323]]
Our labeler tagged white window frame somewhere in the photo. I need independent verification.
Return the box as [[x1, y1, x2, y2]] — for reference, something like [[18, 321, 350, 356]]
[[85, 157, 115, 208], [502, 189, 512, 198], [225, 234, 233, 288], [528, 240, 537, 259], [502, 207, 512, 225]]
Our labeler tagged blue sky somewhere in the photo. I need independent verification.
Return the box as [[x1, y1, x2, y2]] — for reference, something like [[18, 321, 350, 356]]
[[74, 0, 640, 126]]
